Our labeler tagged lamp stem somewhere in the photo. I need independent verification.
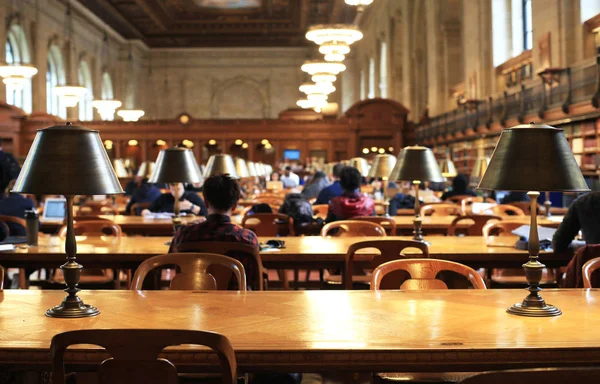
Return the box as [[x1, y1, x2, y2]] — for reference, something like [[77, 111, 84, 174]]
[[543, 191, 552, 218], [412, 181, 426, 243], [46, 195, 100, 318], [172, 184, 182, 228], [506, 191, 561, 317], [382, 178, 390, 217]]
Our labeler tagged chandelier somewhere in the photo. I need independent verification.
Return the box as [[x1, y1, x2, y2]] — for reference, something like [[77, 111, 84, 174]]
[[306, 24, 363, 46], [91, 99, 122, 121], [117, 109, 145, 122], [345, 0, 373, 6], [311, 73, 337, 83], [54, 85, 87, 108], [319, 42, 351, 62], [299, 82, 336, 95], [297, 98, 328, 110], [0, 64, 37, 90], [301, 60, 346, 75]]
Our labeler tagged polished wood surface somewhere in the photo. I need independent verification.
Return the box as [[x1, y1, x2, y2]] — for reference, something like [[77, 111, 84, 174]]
[[2, 289, 600, 372], [321, 220, 386, 237], [583, 257, 600, 288], [1, 235, 565, 271]]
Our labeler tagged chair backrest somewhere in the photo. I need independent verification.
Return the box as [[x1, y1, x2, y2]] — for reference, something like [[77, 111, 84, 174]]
[[0, 215, 27, 235], [241, 213, 294, 236], [447, 215, 501, 236], [312, 204, 329, 220], [483, 204, 526, 216], [371, 258, 486, 290], [344, 240, 429, 289], [131, 253, 247, 291], [79, 201, 119, 216], [482, 221, 527, 238], [252, 197, 284, 207], [130, 202, 152, 215], [583, 257, 600, 288], [51, 329, 237, 384], [176, 241, 266, 291], [58, 220, 123, 239], [458, 368, 600, 384], [444, 195, 475, 204], [420, 203, 462, 217], [353, 216, 397, 236], [321, 220, 386, 238], [0, 264, 4, 289], [509, 201, 539, 215], [460, 197, 497, 214]]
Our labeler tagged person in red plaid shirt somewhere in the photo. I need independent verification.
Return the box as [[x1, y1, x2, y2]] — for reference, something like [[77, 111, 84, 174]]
[[169, 174, 259, 289]]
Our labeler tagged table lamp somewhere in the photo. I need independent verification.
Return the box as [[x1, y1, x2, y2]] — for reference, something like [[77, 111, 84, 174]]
[[148, 147, 203, 225], [439, 158, 457, 178], [367, 154, 397, 216], [247, 161, 258, 177], [350, 157, 369, 177], [235, 158, 250, 179], [137, 161, 155, 179], [478, 123, 589, 317], [472, 157, 490, 202], [112, 159, 129, 178], [389, 146, 444, 243], [12, 122, 124, 318], [204, 154, 239, 179]]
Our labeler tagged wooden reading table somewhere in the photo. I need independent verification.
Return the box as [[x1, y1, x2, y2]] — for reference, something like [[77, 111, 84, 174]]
[[0, 289, 598, 373]]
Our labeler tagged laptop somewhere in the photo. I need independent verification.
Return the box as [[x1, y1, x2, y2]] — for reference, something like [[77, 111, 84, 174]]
[[42, 197, 67, 222]]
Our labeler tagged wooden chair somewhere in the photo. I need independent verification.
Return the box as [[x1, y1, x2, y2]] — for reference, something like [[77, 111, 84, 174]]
[[0, 264, 4, 289], [0, 216, 27, 288], [460, 196, 497, 214], [312, 204, 329, 220], [51, 329, 237, 384], [176, 241, 267, 291], [371, 258, 486, 290], [353, 216, 397, 235], [321, 220, 386, 237], [79, 201, 119, 216], [482, 221, 526, 238], [130, 202, 152, 215], [510, 201, 540, 215], [58, 220, 123, 239], [420, 203, 462, 217], [241, 213, 294, 236], [583, 257, 600, 288], [444, 195, 476, 204], [458, 368, 600, 384], [447, 215, 501, 236], [343, 240, 429, 289], [252, 197, 284, 207], [131, 253, 246, 291], [483, 204, 526, 216]]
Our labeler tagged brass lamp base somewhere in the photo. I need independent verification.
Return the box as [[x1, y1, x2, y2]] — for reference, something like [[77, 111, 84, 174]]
[[507, 302, 561, 317], [46, 299, 100, 318], [412, 217, 430, 245]]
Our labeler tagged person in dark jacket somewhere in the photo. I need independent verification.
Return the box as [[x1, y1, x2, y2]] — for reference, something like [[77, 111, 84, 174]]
[[142, 183, 207, 216], [125, 178, 162, 215], [315, 164, 344, 205], [386, 182, 416, 215], [326, 167, 374, 222], [440, 174, 477, 201], [552, 192, 600, 252], [500, 191, 530, 204], [301, 172, 330, 199], [0, 180, 35, 236]]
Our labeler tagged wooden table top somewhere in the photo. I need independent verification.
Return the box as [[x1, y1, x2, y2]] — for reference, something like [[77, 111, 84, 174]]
[[1, 289, 599, 372], [1, 235, 567, 270]]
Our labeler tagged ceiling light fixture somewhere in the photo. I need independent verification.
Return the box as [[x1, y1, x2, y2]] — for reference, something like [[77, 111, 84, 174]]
[[319, 41, 351, 62], [301, 60, 346, 75], [299, 81, 336, 95], [306, 24, 363, 46], [92, 99, 122, 121], [0, 64, 37, 90], [117, 109, 145, 122]]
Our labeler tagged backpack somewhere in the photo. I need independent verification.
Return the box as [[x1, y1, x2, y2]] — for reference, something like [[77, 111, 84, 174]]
[[0, 152, 21, 192]]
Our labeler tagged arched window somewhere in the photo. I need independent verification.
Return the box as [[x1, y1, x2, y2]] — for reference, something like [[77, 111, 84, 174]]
[[368, 57, 375, 99], [47, 45, 66, 119], [78, 60, 93, 121], [492, 0, 534, 66], [379, 41, 388, 98], [581, 0, 600, 23], [101, 72, 114, 100], [5, 25, 32, 113]]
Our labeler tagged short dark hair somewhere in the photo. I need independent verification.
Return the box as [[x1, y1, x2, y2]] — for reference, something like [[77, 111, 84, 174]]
[[285, 166, 292, 171], [332, 163, 345, 178], [339, 166, 361, 192], [202, 174, 240, 211]]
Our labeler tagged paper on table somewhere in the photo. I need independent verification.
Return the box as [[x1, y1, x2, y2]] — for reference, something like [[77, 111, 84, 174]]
[[0, 244, 16, 252], [511, 225, 557, 242]]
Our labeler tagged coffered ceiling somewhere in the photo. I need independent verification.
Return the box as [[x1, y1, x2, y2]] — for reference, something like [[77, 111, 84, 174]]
[[77, 0, 354, 48]]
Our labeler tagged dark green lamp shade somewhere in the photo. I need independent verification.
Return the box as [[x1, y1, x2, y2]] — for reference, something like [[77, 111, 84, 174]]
[[148, 147, 203, 184], [389, 145, 445, 183], [478, 124, 590, 192], [12, 123, 123, 195]]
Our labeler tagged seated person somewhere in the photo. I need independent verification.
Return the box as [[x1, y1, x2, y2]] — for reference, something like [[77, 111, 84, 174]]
[[281, 166, 300, 188], [169, 174, 259, 289], [552, 191, 600, 252], [142, 182, 207, 216], [124, 175, 141, 196], [386, 182, 416, 215], [0, 180, 35, 236], [315, 163, 344, 205], [125, 178, 162, 215], [301, 171, 330, 199], [279, 193, 321, 229], [440, 174, 477, 200], [501, 191, 530, 204], [327, 167, 375, 222], [248, 203, 273, 215]]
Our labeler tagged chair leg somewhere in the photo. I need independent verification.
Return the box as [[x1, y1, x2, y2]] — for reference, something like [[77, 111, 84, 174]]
[[277, 270, 289, 290], [18, 269, 28, 289]]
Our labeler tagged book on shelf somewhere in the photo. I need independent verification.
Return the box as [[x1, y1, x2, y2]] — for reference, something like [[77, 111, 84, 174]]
[[572, 137, 584, 153]]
